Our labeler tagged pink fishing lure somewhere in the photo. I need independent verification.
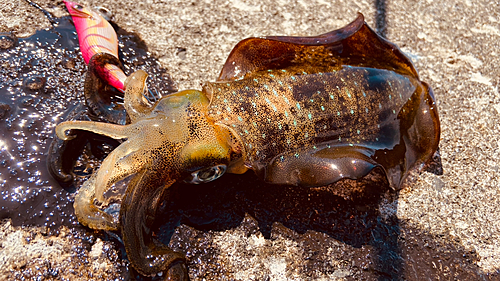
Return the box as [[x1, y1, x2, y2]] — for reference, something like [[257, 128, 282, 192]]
[[64, 0, 126, 91]]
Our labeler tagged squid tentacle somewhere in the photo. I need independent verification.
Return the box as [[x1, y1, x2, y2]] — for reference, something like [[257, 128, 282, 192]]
[[73, 175, 118, 230], [74, 141, 150, 230], [120, 169, 189, 279], [56, 121, 129, 140], [94, 144, 151, 202], [124, 69, 153, 122]]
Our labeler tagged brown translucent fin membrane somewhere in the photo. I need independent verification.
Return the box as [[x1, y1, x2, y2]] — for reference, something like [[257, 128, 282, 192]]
[[218, 13, 417, 82]]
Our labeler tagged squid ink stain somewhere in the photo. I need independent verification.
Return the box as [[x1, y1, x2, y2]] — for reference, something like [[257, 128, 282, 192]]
[[0, 14, 176, 231]]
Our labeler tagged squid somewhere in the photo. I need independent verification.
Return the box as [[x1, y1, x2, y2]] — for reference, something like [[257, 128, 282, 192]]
[[55, 6, 440, 280]]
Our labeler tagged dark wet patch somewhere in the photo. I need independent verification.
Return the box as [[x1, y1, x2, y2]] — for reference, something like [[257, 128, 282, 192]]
[[0, 103, 11, 119], [400, 223, 495, 280], [145, 172, 498, 280], [0, 15, 175, 230]]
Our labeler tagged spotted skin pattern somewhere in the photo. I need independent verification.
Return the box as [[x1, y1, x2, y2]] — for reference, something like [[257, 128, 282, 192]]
[[209, 66, 410, 164], [55, 14, 440, 280], [206, 61, 435, 188]]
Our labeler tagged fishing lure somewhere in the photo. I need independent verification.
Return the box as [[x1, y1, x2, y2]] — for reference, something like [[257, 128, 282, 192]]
[[64, 0, 126, 91], [47, 1, 130, 185], [56, 13, 440, 280]]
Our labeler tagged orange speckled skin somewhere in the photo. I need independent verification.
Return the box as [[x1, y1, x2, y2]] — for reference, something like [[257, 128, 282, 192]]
[[207, 64, 435, 189], [55, 14, 439, 279]]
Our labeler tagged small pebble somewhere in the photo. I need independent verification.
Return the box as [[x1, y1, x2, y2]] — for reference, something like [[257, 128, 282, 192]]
[[23, 76, 46, 92], [0, 103, 11, 119], [0, 32, 18, 49]]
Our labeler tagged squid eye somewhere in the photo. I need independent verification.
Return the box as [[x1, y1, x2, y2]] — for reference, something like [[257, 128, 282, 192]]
[[186, 165, 226, 184]]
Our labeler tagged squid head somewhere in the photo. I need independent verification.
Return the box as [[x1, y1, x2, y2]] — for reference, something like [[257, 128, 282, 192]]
[[56, 70, 232, 278]]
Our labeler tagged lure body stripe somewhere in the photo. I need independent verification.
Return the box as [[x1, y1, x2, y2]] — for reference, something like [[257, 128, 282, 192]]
[[64, 0, 125, 91], [103, 64, 127, 91]]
